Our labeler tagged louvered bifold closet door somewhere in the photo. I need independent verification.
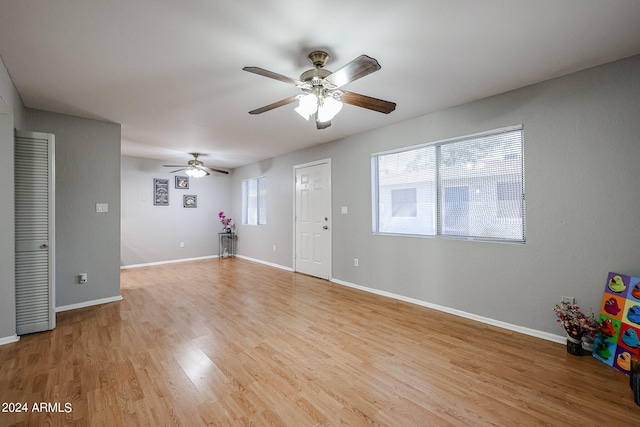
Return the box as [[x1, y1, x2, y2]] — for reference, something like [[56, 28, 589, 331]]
[[15, 130, 55, 335]]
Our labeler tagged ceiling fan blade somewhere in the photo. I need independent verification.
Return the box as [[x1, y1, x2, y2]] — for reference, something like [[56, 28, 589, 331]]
[[163, 164, 187, 167], [243, 66, 303, 86], [340, 91, 396, 114], [325, 55, 381, 88], [315, 113, 331, 130], [204, 167, 229, 175], [169, 168, 187, 173], [249, 96, 299, 115]]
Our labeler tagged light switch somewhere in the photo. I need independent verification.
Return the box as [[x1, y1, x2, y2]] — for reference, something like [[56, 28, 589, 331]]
[[96, 203, 108, 213], [341, 206, 348, 214]]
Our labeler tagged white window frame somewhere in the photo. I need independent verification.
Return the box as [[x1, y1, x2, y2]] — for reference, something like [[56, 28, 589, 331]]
[[372, 125, 525, 243], [242, 176, 267, 225]]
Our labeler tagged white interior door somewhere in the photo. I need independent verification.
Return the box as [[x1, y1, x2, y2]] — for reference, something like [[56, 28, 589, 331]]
[[294, 160, 331, 280], [15, 130, 56, 335]]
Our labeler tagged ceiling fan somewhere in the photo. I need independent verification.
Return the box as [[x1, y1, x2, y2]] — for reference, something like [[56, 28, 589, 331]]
[[163, 153, 229, 178], [243, 50, 396, 129]]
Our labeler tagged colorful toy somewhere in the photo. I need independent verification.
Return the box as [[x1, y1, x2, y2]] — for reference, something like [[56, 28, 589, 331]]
[[595, 339, 612, 359], [598, 318, 616, 337], [617, 352, 632, 371], [622, 329, 639, 349], [632, 283, 640, 299], [609, 275, 626, 293], [604, 298, 622, 315], [629, 306, 640, 325]]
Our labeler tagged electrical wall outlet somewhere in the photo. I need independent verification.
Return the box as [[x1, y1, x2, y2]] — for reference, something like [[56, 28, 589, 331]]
[[354, 258, 359, 267], [78, 273, 87, 285], [180, 242, 185, 248], [273, 245, 276, 252], [561, 296, 575, 304]]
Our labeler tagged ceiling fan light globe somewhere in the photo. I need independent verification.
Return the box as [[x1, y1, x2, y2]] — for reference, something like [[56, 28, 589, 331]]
[[294, 106, 310, 121], [185, 167, 207, 178], [318, 97, 343, 122], [296, 93, 318, 120]]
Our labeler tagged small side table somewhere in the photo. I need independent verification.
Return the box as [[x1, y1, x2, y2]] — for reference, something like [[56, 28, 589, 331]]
[[218, 232, 236, 258]]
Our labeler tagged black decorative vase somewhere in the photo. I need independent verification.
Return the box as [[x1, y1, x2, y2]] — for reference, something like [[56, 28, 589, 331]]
[[631, 356, 640, 406], [566, 336, 584, 356]]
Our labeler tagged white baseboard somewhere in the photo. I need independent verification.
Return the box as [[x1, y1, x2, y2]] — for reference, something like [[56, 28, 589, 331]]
[[330, 278, 566, 345], [56, 295, 123, 313], [121, 254, 293, 273], [121, 255, 217, 270], [0, 334, 19, 346], [235, 255, 294, 272]]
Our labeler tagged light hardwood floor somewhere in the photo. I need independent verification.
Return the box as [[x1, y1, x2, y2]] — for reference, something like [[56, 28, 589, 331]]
[[1, 258, 637, 426]]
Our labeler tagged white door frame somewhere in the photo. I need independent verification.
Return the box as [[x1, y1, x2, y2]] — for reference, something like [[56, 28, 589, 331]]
[[293, 158, 332, 280]]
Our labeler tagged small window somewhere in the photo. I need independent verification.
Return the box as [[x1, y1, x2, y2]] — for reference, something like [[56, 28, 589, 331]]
[[372, 125, 525, 242], [242, 176, 266, 225]]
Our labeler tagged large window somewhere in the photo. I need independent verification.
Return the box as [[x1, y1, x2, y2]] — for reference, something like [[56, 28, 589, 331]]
[[391, 188, 417, 217], [242, 176, 266, 225], [372, 126, 525, 242]]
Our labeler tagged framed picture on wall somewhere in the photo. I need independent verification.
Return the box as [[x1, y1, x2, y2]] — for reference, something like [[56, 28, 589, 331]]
[[175, 176, 189, 189], [183, 195, 197, 208], [154, 178, 169, 206]]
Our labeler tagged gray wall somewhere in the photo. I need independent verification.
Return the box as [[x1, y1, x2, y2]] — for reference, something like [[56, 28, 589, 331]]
[[0, 113, 16, 341], [230, 157, 298, 266], [24, 109, 121, 308], [231, 54, 640, 338], [0, 55, 23, 342], [121, 156, 231, 266], [0, 55, 24, 128]]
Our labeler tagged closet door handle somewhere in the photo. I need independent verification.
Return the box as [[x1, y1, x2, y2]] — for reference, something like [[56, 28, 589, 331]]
[[40, 244, 48, 249]]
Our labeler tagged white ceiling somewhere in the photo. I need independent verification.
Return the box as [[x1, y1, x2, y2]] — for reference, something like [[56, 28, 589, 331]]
[[1, 1, 640, 169]]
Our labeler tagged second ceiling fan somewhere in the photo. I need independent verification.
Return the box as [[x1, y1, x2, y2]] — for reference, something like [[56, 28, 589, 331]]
[[243, 50, 396, 129], [163, 153, 228, 178]]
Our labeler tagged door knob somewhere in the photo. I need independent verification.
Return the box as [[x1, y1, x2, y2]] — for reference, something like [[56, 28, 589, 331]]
[[323, 225, 328, 230], [40, 244, 48, 249]]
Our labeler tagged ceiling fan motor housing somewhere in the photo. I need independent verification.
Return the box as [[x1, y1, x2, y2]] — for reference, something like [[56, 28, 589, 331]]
[[300, 68, 331, 85], [187, 153, 204, 167], [301, 51, 335, 91]]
